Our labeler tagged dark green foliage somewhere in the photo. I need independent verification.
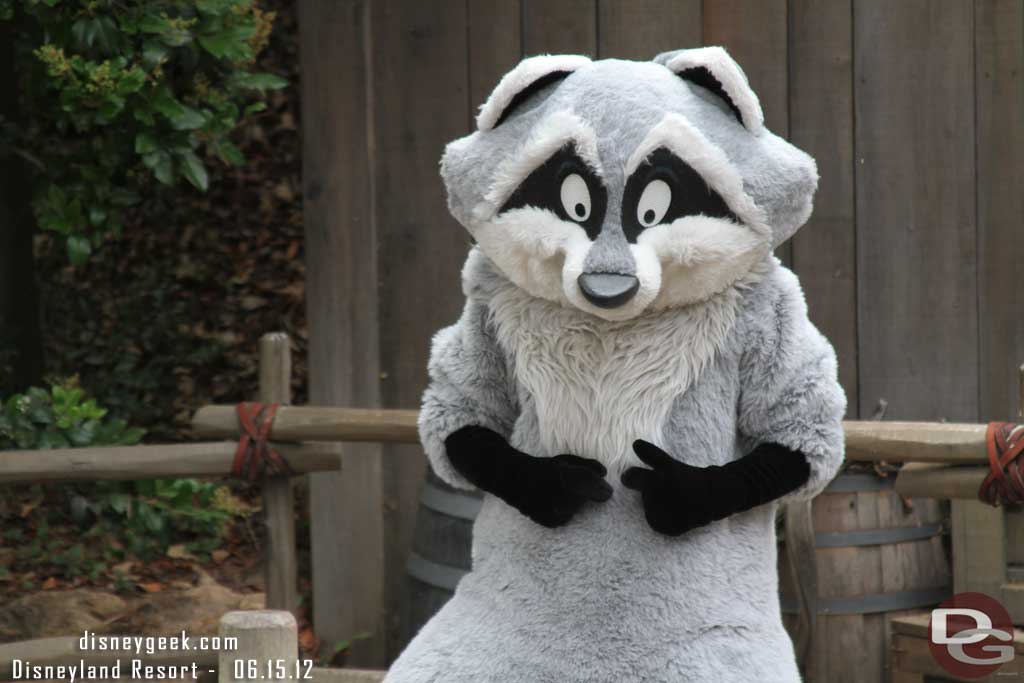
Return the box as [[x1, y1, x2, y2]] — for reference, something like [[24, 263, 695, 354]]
[[34, 194, 308, 440], [0, 377, 144, 449], [31, 0, 306, 441], [0, 0, 301, 589], [36, 241, 231, 441], [0, 0, 286, 264], [76, 477, 233, 561], [0, 380, 237, 576], [9, 476, 236, 578]]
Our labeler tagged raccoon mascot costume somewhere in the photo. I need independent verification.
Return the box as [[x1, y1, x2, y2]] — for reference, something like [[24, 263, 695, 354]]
[[386, 47, 845, 683]]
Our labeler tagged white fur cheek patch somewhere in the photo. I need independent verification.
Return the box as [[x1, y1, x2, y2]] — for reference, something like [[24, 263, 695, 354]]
[[639, 216, 770, 309], [471, 207, 584, 304], [630, 244, 663, 308]]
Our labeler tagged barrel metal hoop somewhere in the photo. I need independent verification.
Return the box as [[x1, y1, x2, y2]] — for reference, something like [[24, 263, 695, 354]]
[[824, 473, 896, 493], [780, 586, 951, 615], [419, 482, 483, 521], [406, 552, 468, 592], [813, 523, 943, 548]]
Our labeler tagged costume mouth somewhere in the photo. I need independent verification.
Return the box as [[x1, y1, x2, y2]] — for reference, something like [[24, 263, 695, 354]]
[[577, 272, 640, 308]]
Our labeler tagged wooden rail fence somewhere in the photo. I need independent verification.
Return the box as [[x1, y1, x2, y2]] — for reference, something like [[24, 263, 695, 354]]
[[0, 334, 346, 615]]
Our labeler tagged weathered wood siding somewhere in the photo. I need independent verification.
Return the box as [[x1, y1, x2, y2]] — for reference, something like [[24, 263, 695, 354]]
[[300, 0, 1024, 665]]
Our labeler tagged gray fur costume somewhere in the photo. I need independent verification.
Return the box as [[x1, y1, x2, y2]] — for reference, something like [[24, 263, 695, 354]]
[[385, 48, 845, 683]]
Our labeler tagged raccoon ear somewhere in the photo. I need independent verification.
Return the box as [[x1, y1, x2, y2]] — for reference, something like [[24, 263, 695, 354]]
[[654, 46, 764, 134], [477, 54, 591, 131]]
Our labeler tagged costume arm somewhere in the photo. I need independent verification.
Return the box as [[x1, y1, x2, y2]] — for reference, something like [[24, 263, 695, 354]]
[[621, 439, 810, 535], [419, 297, 519, 490], [621, 266, 844, 536], [736, 266, 846, 501], [420, 296, 613, 526]]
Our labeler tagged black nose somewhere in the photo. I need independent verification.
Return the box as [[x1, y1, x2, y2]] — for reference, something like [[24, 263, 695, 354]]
[[577, 273, 640, 308]]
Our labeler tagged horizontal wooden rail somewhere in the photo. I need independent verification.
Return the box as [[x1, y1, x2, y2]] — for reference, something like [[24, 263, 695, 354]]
[[0, 415, 986, 484], [894, 463, 987, 500], [842, 420, 987, 464], [0, 441, 342, 483], [193, 406, 420, 444], [194, 406, 993, 466]]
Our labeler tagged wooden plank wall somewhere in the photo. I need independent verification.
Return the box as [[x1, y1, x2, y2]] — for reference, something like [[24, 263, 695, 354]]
[[299, 0, 1024, 666], [855, 1, 979, 422], [369, 1, 470, 665], [977, 0, 1024, 422], [299, 0, 386, 667]]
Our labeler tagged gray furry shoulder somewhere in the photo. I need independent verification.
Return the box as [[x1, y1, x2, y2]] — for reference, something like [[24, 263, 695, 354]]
[[732, 258, 847, 499]]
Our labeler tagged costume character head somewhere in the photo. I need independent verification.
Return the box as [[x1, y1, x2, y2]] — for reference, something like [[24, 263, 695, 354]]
[[440, 47, 818, 321]]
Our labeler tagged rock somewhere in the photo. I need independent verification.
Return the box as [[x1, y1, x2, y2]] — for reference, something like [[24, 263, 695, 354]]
[[0, 571, 264, 643], [109, 570, 265, 637], [0, 590, 126, 641]]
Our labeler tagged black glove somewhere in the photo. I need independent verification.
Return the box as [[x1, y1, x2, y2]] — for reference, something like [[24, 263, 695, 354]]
[[621, 439, 811, 536], [444, 425, 613, 528]]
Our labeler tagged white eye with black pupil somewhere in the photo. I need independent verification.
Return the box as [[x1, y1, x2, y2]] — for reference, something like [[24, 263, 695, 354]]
[[560, 173, 591, 222], [637, 178, 672, 227]]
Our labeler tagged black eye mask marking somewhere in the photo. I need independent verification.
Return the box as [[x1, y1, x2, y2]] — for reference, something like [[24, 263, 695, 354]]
[[499, 144, 607, 240], [621, 147, 740, 243]]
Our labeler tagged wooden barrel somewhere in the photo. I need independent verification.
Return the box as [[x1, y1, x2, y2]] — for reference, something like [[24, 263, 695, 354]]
[[401, 469, 482, 646], [778, 472, 952, 683]]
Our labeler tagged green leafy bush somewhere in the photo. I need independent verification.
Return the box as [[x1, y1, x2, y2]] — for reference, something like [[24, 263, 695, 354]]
[[82, 477, 237, 561], [0, 0, 286, 263], [0, 379, 239, 572], [0, 377, 144, 449]]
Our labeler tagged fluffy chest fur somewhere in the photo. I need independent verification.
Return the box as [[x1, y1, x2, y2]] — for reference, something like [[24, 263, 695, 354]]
[[488, 280, 744, 472]]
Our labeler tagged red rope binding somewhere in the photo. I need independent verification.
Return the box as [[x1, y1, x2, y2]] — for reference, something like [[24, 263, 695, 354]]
[[979, 421, 1024, 506], [232, 402, 293, 481]]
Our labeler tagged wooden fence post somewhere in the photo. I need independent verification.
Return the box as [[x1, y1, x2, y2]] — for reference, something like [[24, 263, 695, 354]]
[[219, 610, 297, 683], [260, 332, 298, 613], [1018, 363, 1024, 419]]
